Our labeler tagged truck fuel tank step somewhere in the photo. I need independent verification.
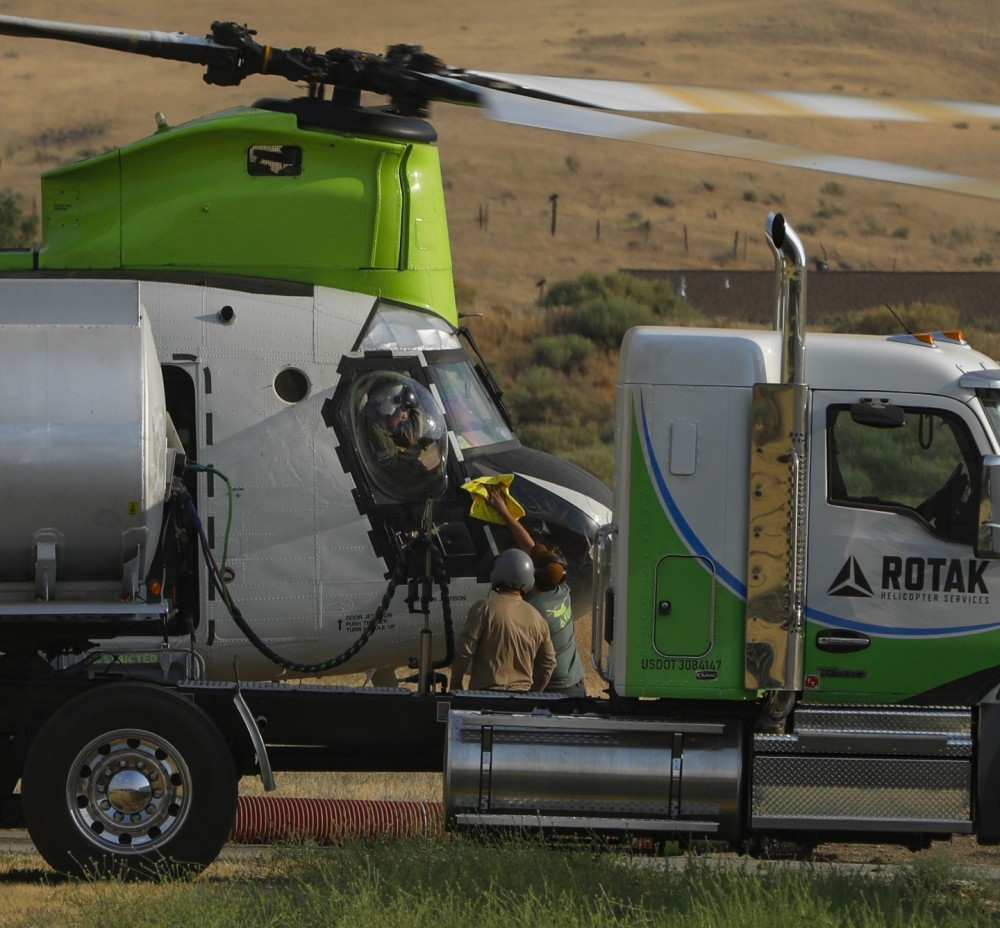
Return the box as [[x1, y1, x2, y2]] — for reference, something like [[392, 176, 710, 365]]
[[752, 705, 973, 834]]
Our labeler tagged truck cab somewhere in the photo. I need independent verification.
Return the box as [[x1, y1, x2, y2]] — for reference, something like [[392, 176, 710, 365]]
[[805, 345, 1000, 704], [602, 324, 1000, 705], [596, 213, 1000, 709]]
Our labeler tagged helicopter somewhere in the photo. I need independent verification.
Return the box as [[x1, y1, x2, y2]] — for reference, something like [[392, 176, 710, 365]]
[[1, 13, 999, 687]]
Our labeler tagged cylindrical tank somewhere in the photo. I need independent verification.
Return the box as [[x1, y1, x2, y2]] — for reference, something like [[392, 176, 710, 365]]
[[0, 279, 168, 587], [444, 710, 743, 841]]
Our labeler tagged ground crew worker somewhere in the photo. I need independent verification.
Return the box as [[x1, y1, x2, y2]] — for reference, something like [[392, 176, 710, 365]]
[[485, 486, 587, 697], [452, 548, 556, 692]]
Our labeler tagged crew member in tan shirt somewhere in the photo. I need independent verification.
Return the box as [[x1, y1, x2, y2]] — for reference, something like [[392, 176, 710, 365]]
[[453, 548, 556, 692]]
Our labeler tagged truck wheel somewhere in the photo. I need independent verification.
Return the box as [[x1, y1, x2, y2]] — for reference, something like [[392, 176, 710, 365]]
[[22, 683, 237, 879]]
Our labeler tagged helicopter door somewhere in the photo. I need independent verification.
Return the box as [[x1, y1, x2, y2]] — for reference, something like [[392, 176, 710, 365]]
[[161, 363, 199, 467], [160, 362, 201, 630]]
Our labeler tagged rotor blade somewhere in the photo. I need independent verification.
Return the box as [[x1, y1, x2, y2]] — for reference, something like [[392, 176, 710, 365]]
[[462, 70, 1000, 124], [0, 14, 234, 66], [480, 89, 1000, 202]]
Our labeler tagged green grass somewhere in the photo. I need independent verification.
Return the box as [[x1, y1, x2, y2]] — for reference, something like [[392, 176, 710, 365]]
[[23, 837, 1000, 928]]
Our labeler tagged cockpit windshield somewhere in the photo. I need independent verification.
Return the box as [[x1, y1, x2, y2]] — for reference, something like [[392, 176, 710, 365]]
[[358, 304, 516, 453], [428, 356, 514, 450]]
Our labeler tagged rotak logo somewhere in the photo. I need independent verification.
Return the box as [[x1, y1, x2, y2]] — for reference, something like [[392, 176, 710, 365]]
[[828, 555, 990, 604], [827, 556, 873, 598]]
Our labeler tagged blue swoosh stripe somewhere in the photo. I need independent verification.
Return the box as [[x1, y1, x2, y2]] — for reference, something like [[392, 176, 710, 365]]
[[641, 394, 1000, 639], [639, 395, 747, 596], [806, 604, 1000, 637]]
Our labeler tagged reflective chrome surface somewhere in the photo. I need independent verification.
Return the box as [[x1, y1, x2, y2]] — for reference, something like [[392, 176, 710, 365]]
[[445, 710, 743, 840], [0, 280, 168, 588], [67, 727, 192, 854], [752, 705, 974, 833]]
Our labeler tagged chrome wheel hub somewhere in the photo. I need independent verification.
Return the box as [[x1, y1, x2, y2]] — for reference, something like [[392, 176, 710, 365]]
[[67, 729, 192, 853]]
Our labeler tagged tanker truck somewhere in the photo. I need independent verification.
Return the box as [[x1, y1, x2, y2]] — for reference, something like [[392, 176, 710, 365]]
[[4, 212, 1000, 877]]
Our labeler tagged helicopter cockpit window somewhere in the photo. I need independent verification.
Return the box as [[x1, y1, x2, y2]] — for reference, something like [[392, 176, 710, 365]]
[[344, 372, 449, 501], [428, 357, 514, 450], [358, 305, 461, 352], [357, 305, 516, 453]]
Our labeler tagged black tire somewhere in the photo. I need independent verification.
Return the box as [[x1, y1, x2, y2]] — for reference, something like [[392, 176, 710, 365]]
[[22, 682, 237, 879]]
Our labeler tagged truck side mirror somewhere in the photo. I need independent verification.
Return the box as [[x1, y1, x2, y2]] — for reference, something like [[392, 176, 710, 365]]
[[850, 400, 905, 429], [977, 455, 1000, 558]]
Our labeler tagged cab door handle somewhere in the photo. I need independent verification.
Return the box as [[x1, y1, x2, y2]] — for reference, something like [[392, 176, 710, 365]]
[[815, 630, 870, 653]]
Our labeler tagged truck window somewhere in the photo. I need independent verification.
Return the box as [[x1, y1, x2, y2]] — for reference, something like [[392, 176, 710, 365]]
[[976, 388, 1000, 445], [827, 404, 980, 544]]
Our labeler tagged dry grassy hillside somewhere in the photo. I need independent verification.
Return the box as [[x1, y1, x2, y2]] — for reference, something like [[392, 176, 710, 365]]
[[1, 0, 998, 316]]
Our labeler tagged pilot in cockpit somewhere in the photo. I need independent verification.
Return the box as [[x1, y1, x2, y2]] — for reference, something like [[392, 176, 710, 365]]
[[357, 376, 448, 501], [366, 381, 427, 467]]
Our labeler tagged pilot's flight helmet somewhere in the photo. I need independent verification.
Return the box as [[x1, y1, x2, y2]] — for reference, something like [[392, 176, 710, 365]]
[[370, 381, 418, 418], [490, 549, 535, 593]]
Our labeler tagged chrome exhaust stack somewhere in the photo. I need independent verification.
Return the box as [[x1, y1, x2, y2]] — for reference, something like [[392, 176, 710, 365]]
[[745, 213, 809, 700], [765, 212, 807, 386]]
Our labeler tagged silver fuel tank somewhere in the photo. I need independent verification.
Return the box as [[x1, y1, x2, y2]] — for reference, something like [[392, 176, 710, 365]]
[[445, 709, 743, 841], [0, 279, 169, 592]]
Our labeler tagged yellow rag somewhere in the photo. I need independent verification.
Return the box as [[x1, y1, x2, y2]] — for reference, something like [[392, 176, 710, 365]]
[[461, 474, 525, 525]]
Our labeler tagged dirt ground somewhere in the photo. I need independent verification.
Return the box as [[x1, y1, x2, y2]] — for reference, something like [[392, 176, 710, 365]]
[[815, 835, 1000, 869]]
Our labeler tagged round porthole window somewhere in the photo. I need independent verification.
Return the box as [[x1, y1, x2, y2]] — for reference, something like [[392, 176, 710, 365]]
[[274, 367, 310, 403]]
